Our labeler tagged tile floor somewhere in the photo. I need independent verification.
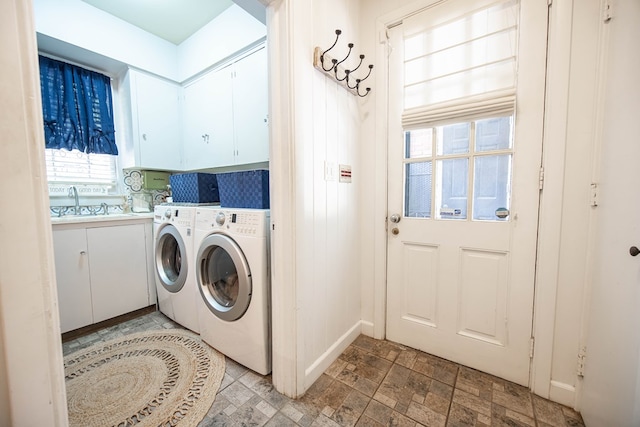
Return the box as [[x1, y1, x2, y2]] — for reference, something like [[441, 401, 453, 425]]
[[61, 310, 586, 427]]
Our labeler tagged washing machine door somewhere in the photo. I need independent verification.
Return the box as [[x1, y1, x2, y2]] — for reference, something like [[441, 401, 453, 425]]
[[155, 224, 188, 293], [196, 233, 251, 321]]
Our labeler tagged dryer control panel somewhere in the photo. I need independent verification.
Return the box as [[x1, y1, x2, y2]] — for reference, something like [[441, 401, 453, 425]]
[[196, 208, 269, 238]]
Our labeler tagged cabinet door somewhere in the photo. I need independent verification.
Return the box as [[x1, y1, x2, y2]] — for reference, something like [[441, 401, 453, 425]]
[[131, 71, 182, 170], [52, 229, 93, 333], [232, 48, 269, 165], [183, 67, 235, 170], [87, 224, 150, 323]]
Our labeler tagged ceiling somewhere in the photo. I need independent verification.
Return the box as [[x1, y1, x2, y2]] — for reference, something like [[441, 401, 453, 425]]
[[81, 0, 234, 45]]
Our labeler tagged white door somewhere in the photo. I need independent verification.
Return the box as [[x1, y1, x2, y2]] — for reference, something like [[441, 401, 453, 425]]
[[386, 0, 547, 385], [581, 0, 640, 424]]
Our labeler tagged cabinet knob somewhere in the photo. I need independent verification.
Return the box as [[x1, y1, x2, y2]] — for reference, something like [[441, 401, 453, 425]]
[[142, 133, 147, 141], [80, 251, 86, 255]]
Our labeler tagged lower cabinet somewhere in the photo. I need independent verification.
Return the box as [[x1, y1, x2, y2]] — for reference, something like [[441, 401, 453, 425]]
[[53, 221, 154, 333]]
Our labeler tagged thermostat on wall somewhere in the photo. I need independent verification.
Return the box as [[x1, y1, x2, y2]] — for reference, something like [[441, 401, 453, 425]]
[[339, 165, 352, 183]]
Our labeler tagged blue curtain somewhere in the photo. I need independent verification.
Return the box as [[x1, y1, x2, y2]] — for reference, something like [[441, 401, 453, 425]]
[[39, 56, 118, 155]]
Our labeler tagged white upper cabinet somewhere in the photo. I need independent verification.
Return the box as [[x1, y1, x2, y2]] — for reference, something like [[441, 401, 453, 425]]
[[183, 64, 235, 170], [122, 69, 183, 171], [232, 47, 269, 165], [183, 46, 269, 170]]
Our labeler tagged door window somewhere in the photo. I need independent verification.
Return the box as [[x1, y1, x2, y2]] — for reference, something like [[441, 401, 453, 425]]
[[404, 115, 513, 221]]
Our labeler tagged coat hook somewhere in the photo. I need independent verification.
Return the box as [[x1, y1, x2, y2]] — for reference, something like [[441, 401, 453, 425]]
[[321, 29, 342, 72], [341, 54, 364, 84], [337, 69, 350, 82], [334, 43, 354, 75], [314, 30, 373, 97], [357, 85, 371, 97], [359, 64, 374, 84]]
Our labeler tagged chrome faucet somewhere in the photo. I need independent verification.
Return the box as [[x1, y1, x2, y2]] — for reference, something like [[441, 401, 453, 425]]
[[68, 186, 80, 215]]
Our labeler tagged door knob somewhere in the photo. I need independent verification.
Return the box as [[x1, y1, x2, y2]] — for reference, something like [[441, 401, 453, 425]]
[[390, 214, 401, 223], [391, 227, 399, 235], [630, 246, 640, 257]]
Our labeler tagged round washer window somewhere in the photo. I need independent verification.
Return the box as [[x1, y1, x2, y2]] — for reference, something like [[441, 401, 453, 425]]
[[203, 246, 239, 308], [155, 225, 187, 293], [197, 234, 251, 321]]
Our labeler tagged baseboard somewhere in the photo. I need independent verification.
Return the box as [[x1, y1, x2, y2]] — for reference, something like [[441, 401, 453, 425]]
[[360, 320, 375, 337], [549, 380, 576, 407], [303, 320, 362, 390]]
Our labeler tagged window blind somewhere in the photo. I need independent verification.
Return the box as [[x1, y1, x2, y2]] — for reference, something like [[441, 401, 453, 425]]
[[401, 0, 519, 127], [45, 149, 117, 186]]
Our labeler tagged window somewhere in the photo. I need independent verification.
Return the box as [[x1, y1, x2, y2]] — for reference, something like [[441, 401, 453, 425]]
[[401, 0, 518, 222], [38, 56, 118, 192], [45, 149, 117, 195], [404, 116, 513, 221]]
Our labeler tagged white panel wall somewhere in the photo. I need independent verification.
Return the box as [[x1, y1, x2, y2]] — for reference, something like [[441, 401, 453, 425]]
[[299, 0, 362, 389], [268, 0, 362, 396]]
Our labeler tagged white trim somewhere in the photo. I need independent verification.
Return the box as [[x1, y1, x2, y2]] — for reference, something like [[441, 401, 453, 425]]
[[361, 320, 375, 337], [0, 0, 68, 424], [266, 0, 299, 398], [372, 13, 394, 341], [530, 0, 573, 400], [575, 0, 611, 413], [303, 321, 362, 389], [550, 381, 577, 407]]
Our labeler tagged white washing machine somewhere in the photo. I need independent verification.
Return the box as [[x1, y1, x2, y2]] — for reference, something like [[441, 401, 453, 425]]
[[153, 204, 200, 333], [194, 207, 271, 375]]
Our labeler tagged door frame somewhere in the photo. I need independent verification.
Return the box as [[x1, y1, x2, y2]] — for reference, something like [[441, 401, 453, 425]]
[[371, 0, 596, 406]]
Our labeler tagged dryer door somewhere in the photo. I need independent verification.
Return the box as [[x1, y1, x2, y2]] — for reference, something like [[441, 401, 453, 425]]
[[155, 224, 188, 293], [196, 234, 251, 321]]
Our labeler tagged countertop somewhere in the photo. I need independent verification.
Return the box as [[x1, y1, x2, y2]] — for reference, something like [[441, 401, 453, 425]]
[[50, 212, 154, 226]]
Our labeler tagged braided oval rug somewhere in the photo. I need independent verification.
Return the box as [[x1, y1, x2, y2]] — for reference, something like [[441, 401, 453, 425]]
[[64, 329, 225, 427]]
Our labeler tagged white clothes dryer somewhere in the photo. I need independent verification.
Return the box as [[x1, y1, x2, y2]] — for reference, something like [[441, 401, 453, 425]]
[[194, 207, 270, 375], [153, 205, 200, 333]]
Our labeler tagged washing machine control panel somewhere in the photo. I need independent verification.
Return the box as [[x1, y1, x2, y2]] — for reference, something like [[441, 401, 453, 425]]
[[154, 206, 196, 228], [196, 209, 269, 237]]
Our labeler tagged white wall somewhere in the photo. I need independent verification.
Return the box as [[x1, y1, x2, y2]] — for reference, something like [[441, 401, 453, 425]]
[[178, 5, 266, 81], [33, 1, 266, 83], [268, 0, 362, 397], [33, 0, 179, 80]]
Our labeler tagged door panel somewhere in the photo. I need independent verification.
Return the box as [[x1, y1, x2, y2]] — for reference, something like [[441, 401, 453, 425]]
[[386, 0, 548, 385], [458, 248, 508, 345]]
